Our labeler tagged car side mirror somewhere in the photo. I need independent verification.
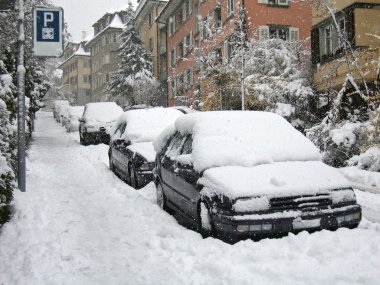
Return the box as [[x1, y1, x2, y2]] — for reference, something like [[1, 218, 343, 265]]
[[176, 154, 193, 169]]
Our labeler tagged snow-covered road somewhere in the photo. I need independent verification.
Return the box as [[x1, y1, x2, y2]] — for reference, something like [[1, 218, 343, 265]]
[[1, 111, 380, 285]]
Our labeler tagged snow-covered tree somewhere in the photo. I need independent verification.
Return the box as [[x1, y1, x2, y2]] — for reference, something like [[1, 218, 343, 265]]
[[204, 37, 317, 131], [108, 2, 157, 106]]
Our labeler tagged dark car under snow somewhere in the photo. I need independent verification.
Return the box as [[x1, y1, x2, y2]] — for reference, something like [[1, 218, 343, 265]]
[[153, 111, 362, 243], [109, 108, 183, 189]]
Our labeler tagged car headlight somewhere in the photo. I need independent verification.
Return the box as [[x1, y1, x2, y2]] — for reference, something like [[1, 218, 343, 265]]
[[233, 197, 270, 213], [331, 188, 356, 204], [140, 162, 155, 171]]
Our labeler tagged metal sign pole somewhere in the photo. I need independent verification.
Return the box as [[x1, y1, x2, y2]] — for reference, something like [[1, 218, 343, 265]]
[[17, 0, 26, 192]]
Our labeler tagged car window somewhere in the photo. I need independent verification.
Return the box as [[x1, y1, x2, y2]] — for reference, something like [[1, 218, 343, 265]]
[[181, 135, 192, 155], [166, 132, 185, 159]]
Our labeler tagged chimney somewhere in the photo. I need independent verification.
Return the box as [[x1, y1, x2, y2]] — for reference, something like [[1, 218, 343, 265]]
[[82, 30, 87, 40]]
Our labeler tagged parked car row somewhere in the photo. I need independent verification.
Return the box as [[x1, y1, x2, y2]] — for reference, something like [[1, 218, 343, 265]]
[[54, 101, 362, 243], [53, 100, 84, 133]]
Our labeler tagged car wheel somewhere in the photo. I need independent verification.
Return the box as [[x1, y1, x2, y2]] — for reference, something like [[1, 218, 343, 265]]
[[198, 201, 215, 238], [129, 164, 139, 189], [156, 182, 168, 210]]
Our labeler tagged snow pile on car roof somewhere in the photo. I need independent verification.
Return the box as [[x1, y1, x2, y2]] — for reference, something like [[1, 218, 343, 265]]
[[171, 111, 321, 172], [68, 106, 84, 118], [113, 108, 183, 143], [83, 102, 123, 123], [199, 161, 351, 199]]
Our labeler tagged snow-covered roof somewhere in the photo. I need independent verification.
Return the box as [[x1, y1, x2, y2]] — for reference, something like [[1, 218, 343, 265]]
[[109, 13, 124, 29], [83, 102, 123, 124], [73, 44, 90, 56], [127, 142, 156, 162], [68, 106, 85, 118], [155, 111, 321, 172], [111, 108, 183, 143]]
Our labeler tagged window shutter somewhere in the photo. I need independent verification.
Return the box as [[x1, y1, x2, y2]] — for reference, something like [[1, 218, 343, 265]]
[[289, 27, 299, 41], [259, 25, 269, 41], [173, 78, 177, 97], [189, 31, 193, 50], [226, 0, 229, 16], [173, 15, 176, 33], [258, 0, 268, 4], [189, 0, 192, 16], [223, 40, 229, 64], [182, 4, 187, 23], [190, 69, 193, 86], [200, 21, 204, 39]]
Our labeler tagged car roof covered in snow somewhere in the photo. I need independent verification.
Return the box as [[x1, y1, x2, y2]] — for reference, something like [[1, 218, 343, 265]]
[[83, 102, 123, 123], [111, 108, 183, 143], [155, 111, 321, 172]]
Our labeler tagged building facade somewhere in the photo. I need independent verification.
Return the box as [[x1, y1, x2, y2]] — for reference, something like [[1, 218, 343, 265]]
[[85, 9, 130, 102], [311, 0, 380, 95], [135, 0, 169, 106], [58, 42, 91, 105], [157, 0, 312, 107]]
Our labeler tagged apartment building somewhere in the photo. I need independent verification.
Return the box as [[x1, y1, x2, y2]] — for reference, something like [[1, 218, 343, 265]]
[[157, 0, 312, 107], [135, 0, 169, 106], [58, 42, 91, 105], [85, 9, 130, 102], [311, 0, 380, 96]]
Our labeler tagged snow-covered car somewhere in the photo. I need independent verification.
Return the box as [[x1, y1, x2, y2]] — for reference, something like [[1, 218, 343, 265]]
[[79, 102, 123, 145], [64, 106, 84, 132], [53, 100, 70, 122], [109, 108, 183, 189], [154, 111, 362, 242]]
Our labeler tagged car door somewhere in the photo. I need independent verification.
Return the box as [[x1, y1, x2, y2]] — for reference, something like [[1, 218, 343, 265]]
[[160, 132, 185, 207], [173, 135, 200, 220]]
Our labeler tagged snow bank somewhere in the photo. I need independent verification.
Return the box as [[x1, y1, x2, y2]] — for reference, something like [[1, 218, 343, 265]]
[[340, 166, 380, 189], [169, 111, 321, 172], [200, 161, 352, 199], [112, 108, 183, 143]]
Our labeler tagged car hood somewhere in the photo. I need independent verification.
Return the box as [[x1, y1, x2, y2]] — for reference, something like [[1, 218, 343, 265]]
[[198, 161, 352, 199], [127, 142, 155, 162]]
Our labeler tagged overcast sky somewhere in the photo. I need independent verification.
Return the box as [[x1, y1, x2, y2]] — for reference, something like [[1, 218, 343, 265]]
[[50, 0, 138, 42]]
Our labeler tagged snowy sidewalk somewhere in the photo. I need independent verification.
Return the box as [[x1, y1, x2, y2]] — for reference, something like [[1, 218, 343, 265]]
[[1, 112, 380, 285]]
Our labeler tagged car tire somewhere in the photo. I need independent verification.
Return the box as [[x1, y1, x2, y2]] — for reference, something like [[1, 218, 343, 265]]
[[156, 182, 168, 211], [129, 164, 139, 189], [198, 201, 215, 238]]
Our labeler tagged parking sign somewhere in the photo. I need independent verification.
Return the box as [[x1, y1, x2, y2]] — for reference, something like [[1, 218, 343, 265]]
[[33, 7, 63, 57]]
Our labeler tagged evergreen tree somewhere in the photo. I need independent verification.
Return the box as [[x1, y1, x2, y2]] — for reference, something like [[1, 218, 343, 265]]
[[108, 2, 156, 106]]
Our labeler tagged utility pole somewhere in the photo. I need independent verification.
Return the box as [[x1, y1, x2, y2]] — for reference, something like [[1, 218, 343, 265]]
[[17, 0, 26, 192]]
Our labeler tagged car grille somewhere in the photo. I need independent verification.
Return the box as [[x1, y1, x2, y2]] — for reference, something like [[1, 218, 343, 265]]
[[270, 194, 332, 211]]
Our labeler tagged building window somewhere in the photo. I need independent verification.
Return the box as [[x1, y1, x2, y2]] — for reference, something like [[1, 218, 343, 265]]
[[149, 38, 154, 52], [324, 25, 332, 55], [214, 5, 222, 28], [169, 15, 176, 36], [223, 38, 235, 63], [270, 26, 287, 40], [186, 69, 193, 88], [264, 0, 289, 6], [184, 32, 192, 54], [113, 33, 117, 43], [214, 47, 222, 65], [148, 12, 153, 27], [171, 78, 177, 98], [177, 41, 184, 60], [170, 49, 176, 67]]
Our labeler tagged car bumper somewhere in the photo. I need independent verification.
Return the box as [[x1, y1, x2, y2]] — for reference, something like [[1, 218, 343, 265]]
[[212, 204, 361, 242], [83, 131, 110, 144]]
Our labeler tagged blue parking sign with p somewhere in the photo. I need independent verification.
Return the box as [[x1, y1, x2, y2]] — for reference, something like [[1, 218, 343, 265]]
[[36, 10, 60, 42], [33, 7, 63, 57]]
